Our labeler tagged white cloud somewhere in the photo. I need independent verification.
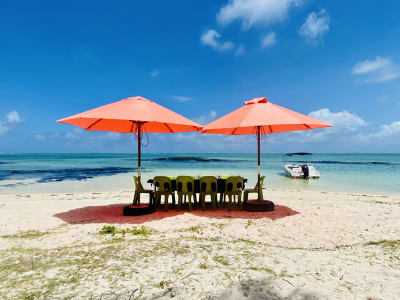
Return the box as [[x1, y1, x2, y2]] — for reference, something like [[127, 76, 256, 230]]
[[217, 0, 301, 29], [352, 56, 400, 83], [261, 32, 276, 48], [272, 108, 367, 144], [150, 69, 160, 78], [172, 96, 193, 102], [299, 9, 330, 44], [235, 44, 245, 56], [6, 111, 22, 123], [0, 111, 22, 136], [360, 121, 400, 142], [309, 108, 366, 132], [201, 29, 234, 51], [194, 110, 218, 125]]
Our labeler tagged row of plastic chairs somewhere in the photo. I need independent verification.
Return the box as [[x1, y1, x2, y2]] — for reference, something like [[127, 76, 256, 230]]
[[133, 175, 265, 211]]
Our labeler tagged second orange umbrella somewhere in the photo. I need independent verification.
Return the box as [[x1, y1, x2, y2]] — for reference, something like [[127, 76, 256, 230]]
[[202, 97, 332, 210]]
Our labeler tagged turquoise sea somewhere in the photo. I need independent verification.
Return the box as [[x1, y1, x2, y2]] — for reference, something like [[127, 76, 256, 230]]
[[0, 153, 399, 194]]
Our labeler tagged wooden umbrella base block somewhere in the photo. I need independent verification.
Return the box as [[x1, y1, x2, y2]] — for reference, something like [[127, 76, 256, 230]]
[[123, 204, 155, 216], [243, 200, 275, 212]]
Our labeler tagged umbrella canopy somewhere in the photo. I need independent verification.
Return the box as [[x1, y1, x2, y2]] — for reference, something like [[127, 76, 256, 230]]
[[202, 97, 332, 205], [57, 96, 201, 133], [57, 96, 202, 199], [202, 97, 331, 135]]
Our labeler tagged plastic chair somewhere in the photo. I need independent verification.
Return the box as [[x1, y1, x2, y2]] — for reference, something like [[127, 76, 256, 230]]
[[153, 176, 175, 211], [243, 176, 265, 203], [176, 176, 196, 210], [199, 176, 217, 210], [224, 176, 244, 211], [133, 176, 154, 206]]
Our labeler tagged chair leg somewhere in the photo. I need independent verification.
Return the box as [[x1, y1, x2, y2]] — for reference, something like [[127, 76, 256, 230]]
[[201, 194, 205, 211], [244, 191, 248, 204], [238, 193, 242, 209], [172, 193, 176, 208], [188, 194, 193, 211], [177, 194, 182, 211], [228, 194, 232, 211], [133, 192, 138, 205], [164, 194, 169, 211], [212, 194, 217, 210]]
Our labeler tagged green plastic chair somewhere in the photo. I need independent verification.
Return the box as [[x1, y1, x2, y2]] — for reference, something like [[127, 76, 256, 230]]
[[153, 176, 175, 211], [224, 176, 244, 211], [176, 176, 196, 210], [133, 176, 154, 206], [243, 176, 265, 203], [199, 176, 218, 210]]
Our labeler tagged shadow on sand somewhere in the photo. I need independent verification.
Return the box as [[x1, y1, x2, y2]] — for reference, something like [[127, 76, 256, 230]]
[[100, 278, 321, 300], [54, 202, 299, 225]]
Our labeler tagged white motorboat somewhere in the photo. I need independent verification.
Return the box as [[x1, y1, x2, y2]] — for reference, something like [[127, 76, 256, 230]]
[[283, 152, 320, 179]]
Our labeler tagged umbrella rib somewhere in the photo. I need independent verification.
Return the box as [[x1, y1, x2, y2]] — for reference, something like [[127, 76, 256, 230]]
[[269, 125, 273, 133], [130, 121, 136, 133], [86, 118, 103, 130], [304, 124, 312, 129], [231, 128, 237, 135], [164, 123, 174, 133]]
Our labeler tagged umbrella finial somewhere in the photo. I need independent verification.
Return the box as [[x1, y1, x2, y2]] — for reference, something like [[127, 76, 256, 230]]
[[244, 97, 268, 105]]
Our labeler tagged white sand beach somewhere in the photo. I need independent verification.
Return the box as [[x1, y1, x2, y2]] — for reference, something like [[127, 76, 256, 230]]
[[0, 188, 399, 299]]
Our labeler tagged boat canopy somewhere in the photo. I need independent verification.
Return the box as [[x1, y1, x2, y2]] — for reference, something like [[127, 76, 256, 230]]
[[285, 152, 312, 156]]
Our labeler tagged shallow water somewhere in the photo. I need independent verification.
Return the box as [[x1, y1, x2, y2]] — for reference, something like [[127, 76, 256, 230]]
[[0, 153, 399, 194]]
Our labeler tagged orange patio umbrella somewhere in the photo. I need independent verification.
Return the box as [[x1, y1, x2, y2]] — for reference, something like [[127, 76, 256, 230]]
[[202, 97, 332, 210], [57, 96, 202, 188]]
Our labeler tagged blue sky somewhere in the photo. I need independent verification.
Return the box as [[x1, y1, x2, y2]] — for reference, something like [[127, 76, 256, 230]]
[[1, 0, 400, 153]]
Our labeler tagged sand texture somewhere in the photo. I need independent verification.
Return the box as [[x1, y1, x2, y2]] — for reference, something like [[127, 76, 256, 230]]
[[0, 188, 399, 299]]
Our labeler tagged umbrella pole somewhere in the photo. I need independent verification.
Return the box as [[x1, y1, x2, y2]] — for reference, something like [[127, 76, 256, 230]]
[[257, 126, 261, 201], [137, 122, 142, 205]]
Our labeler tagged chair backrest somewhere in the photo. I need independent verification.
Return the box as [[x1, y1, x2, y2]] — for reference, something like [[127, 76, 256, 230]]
[[225, 176, 243, 193], [200, 176, 217, 193], [153, 176, 172, 193], [133, 176, 144, 192], [176, 176, 195, 194], [255, 176, 265, 189]]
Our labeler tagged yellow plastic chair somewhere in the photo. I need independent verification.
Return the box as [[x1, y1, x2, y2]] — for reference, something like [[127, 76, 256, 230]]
[[199, 176, 217, 210], [224, 176, 244, 211], [153, 176, 175, 211], [176, 176, 196, 210], [243, 176, 265, 203], [133, 176, 154, 206]]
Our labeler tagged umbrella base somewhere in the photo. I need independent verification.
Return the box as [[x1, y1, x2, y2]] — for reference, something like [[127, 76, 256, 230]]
[[123, 204, 155, 216], [243, 200, 275, 212]]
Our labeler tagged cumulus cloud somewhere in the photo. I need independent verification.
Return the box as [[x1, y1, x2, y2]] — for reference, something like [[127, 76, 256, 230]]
[[6, 111, 22, 123], [299, 9, 330, 44], [194, 110, 218, 126], [0, 111, 22, 136], [201, 30, 234, 51], [235, 44, 245, 56], [217, 0, 301, 29], [150, 69, 160, 78], [272, 108, 367, 144], [359, 121, 400, 142], [172, 96, 193, 103], [352, 56, 400, 83], [261, 32, 276, 48]]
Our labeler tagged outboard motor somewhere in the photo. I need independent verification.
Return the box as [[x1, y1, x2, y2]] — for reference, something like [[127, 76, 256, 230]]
[[301, 164, 309, 179]]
